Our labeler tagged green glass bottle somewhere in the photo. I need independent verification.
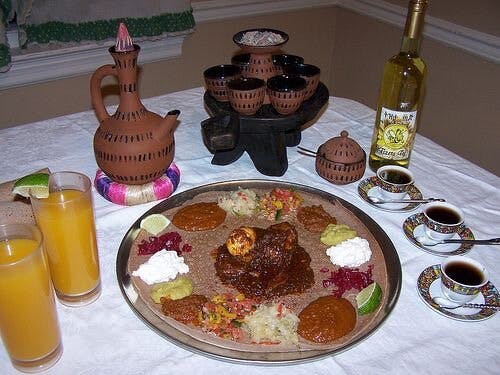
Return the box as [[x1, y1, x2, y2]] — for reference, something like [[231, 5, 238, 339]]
[[368, 0, 428, 172]]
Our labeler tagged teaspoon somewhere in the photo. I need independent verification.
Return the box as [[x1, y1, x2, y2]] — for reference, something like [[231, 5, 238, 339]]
[[432, 296, 500, 311], [297, 146, 317, 157], [416, 237, 500, 247], [367, 196, 445, 204]]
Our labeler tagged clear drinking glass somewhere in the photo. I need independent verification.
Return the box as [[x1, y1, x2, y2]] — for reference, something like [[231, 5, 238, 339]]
[[0, 223, 63, 372], [31, 171, 101, 307]]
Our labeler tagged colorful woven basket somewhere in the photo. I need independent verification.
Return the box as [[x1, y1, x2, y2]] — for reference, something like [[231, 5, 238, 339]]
[[94, 163, 180, 206]]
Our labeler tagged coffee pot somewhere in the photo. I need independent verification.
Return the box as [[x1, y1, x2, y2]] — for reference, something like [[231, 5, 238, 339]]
[[91, 24, 180, 185]]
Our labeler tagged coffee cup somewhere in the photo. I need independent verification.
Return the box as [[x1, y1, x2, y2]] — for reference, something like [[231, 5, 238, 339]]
[[231, 54, 250, 75], [376, 165, 414, 199], [440, 256, 488, 303], [283, 63, 320, 100], [203, 64, 241, 102], [272, 54, 304, 75], [423, 201, 464, 241], [267, 74, 307, 115], [227, 77, 266, 115]]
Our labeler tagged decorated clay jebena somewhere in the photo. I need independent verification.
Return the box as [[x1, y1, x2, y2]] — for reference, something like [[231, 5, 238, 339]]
[[91, 23, 180, 185]]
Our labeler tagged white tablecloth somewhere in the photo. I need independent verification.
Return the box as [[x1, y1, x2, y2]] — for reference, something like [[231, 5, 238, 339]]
[[1, 87, 499, 374]]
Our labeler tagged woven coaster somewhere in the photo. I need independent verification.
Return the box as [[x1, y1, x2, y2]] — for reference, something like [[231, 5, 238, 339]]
[[94, 163, 180, 206]]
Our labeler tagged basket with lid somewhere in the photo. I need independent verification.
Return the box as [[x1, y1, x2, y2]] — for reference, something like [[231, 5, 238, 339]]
[[315, 130, 366, 185]]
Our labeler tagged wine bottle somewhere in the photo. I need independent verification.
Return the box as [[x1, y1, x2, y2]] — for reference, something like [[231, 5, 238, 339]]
[[368, 0, 428, 171]]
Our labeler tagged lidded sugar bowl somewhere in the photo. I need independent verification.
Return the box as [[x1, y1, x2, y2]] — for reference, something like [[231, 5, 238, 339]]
[[315, 130, 366, 185]]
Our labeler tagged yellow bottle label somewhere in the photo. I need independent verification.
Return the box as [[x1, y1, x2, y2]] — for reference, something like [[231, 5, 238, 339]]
[[374, 107, 417, 160]]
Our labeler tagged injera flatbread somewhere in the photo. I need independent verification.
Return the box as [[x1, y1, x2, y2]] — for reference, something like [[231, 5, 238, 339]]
[[127, 188, 389, 352], [0, 168, 50, 225]]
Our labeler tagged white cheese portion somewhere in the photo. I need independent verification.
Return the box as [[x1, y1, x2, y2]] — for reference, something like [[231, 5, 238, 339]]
[[132, 249, 189, 285], [326, 237, 372, 267]]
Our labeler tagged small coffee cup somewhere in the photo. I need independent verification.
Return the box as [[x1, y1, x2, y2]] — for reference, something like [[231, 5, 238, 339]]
[[227, 77, 266, 115], [203, 64, 241, 102], [440, 256, 488, 303], [376, 165, 414, 199], [231, 53, 250, 75], [272, 54, 304, 75], [267, 74, 307, 115], [423, 201, 464, 241], [283, 63, 320, 100]]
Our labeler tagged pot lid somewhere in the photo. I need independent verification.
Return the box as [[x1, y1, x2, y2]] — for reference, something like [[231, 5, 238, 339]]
[[318, 130, 365, 164]]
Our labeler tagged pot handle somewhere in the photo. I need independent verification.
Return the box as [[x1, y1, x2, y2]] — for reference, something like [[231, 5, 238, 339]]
[[90, 64, 117, 123]]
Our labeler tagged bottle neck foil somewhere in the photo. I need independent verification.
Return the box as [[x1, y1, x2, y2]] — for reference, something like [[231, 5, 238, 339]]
[[400, 0, 428, 55]]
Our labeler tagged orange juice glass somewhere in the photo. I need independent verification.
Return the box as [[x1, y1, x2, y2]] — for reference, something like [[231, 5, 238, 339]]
[[0, 223, 62, 372], [31, 172, 101, 307]]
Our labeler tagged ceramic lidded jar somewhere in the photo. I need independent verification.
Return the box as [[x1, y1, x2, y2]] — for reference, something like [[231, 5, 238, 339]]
[[315, 130, 366, 185]]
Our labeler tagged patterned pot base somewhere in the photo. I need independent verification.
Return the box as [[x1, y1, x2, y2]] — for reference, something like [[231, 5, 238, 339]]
[[94, 163, 180, 206]]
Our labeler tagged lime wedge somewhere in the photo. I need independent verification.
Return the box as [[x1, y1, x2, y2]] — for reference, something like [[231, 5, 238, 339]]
[[140, 214, 170, 236], [356, 282, 382, 315], [11, 173, 50, 198]]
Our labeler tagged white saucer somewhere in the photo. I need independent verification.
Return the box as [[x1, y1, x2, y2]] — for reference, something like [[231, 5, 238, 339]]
[[403, 213, 475, 256], [358, 176, 423, 212], [417, 265, 498, 321], [413, 225, 461, 253], [367, 187, 409, 211]]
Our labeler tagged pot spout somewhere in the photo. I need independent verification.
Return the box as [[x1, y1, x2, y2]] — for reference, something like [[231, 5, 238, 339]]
[[159, 109, 180, 138]]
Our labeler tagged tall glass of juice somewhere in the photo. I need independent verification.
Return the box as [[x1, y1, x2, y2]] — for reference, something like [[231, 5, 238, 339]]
[[31, 171, 101, 307], [0, 223, 63, 372]]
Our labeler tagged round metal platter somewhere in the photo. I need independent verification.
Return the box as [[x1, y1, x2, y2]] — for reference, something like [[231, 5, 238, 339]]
[[116, 180, 402, 365]]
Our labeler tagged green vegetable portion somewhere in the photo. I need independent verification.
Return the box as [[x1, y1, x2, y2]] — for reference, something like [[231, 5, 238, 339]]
[[150, 276, 193, 303], [320, 224, 357, 246]]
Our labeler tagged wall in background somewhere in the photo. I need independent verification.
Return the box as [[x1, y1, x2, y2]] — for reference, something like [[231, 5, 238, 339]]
[[0, 1, 498, 175], [0, 6, 336, 129], [385, 0, 500, 36], [331, 5, 500, 175]]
